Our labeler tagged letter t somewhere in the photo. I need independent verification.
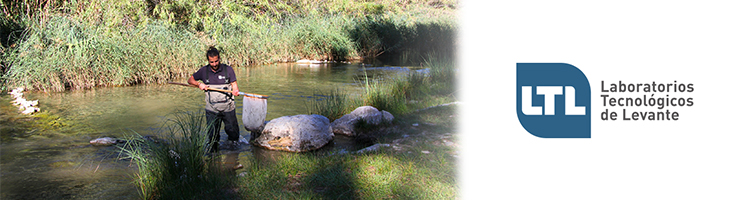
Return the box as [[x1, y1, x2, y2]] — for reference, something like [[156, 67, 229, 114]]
[[536, 86, 562, 115]]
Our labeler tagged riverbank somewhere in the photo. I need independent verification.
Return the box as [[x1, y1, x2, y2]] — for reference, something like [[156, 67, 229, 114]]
[[117, 57, 459, 199], [120, 104, 458, 199], [0, 0, 457, 92], [238, 104, 458, 199], [234, 58, 459, 199]]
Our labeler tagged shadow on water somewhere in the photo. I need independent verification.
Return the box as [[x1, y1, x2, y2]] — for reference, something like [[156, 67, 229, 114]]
[[1, 62, 421, 198]]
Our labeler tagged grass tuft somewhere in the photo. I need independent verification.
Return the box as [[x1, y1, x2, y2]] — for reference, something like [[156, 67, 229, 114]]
[[118, 111, 237, 200], [307, 56, 456, 121], [306, 88, 354, 122]]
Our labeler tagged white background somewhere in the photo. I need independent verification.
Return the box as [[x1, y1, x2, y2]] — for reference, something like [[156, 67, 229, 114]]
[[460, 1, 749, 199]]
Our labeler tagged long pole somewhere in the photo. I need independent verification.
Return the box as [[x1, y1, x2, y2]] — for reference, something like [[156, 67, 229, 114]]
[[168, 82, 269, 99]]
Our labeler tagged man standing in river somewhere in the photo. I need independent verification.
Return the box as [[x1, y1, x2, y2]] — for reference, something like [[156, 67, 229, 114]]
[[188, 46, 240, 152]]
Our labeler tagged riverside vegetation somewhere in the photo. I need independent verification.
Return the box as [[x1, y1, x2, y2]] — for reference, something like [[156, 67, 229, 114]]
[[120, 57, 458, 199], [0, 0, 456, 92]]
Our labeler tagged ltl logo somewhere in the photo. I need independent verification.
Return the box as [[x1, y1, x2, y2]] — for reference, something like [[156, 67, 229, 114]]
[[516, 63, 591, 138]]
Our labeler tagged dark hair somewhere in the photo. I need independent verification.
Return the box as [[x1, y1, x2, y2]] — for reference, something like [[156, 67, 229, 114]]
[[206, 46, 220, 59]]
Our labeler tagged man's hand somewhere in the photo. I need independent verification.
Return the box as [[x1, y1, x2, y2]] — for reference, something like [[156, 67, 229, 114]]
[[231, 82, 240, 96], [188, 75, 208, 91]]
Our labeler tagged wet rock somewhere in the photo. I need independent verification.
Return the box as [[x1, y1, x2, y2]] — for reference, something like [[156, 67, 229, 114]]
[[89, 137, 124, 146], [9, 87, 24, 98], [238, 135, 250, 145], [9, 87, 40, 115], [233, 164, 244, 170], [331, 114, 357, 136], [382, 111, 394, 123], [255, 114, 333, 152], [332, 106, 394, 136], [335, 149, 350, 155], [143, 135, 167, 144], [356, 143, 390, 154], [20, 106, 40, 115]]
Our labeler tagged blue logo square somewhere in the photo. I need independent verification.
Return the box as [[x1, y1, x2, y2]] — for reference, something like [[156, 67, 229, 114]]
[[517, 63, 591, 138]]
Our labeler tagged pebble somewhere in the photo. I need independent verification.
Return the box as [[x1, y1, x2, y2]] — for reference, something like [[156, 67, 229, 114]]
[[356, 143, 390, 154]]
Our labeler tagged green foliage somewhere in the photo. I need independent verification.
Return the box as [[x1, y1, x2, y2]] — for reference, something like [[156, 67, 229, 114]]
[[2, 15, 204, 91], [307, 55, 455, 121], [286, 16, 357, 61], [349, 15, 457, 64], [307, 88, 353, 122], [363, 76, 410, 115], [359, 56, 457, 115], [424, 53, 457, 93], [0, 0, 457, 91], [118, 111, 237, 200]]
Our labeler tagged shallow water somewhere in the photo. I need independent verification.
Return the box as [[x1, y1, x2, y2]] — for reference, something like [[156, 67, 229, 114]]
[[0, 62, 424, 199]]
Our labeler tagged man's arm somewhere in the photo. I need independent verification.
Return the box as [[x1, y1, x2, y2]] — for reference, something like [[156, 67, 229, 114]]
[[188, 75, 207, 90], [231, 81, 239, 96]]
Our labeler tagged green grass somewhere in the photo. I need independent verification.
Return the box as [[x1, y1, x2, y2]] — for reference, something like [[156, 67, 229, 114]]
[[306, 88, 354, 122], [118, 111, 238, 200], [1, 16, 204, 92], [114, 106, 458, 199], [306, 56, 456, 121], [366, 56, 456, 115], [0, 0, 456, 91], [240, 105, 459, 199]]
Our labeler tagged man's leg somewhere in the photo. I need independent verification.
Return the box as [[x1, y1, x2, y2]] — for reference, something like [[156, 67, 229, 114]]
[[205, 110, 222, 152], [222, 109, 240, 142]]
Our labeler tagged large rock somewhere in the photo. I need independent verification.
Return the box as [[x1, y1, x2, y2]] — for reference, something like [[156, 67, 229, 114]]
[[254, 114, 333, 152], [332, 106, 394, 136]]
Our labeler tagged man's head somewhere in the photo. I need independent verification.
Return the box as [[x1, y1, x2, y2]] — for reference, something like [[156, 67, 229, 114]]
[[206, 47, 221, 69]]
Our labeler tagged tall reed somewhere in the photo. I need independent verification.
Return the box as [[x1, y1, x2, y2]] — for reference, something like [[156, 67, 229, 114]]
[[1, 0, 457, 91], [306, 88, 354, 122], [118, 111, 236, 199], [2, 15, 205, 92]]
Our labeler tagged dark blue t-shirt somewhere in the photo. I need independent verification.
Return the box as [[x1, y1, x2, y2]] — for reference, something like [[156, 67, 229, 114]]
[[192, 64, 237, 85]]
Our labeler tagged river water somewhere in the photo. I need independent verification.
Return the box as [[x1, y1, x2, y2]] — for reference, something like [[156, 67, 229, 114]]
[[0, 62, 423, 199]]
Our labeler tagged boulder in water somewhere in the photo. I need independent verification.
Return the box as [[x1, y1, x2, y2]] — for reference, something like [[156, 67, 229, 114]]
[[332, 106, 394, 136], [255, 114, 333, 152]]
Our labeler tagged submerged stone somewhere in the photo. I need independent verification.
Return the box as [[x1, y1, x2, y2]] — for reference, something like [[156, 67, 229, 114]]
[[89, 137, 123, 146], [356, 143, 390, 154]]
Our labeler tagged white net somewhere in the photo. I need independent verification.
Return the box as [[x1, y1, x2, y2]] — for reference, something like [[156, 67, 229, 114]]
[[242, 96, 267, 133]]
